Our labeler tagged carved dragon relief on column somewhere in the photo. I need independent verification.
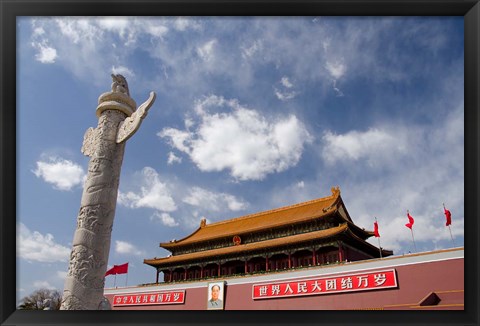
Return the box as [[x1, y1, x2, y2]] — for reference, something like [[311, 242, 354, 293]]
[[61, 74, 156, 310]]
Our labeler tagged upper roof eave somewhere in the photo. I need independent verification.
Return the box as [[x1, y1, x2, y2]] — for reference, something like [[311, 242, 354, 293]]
[[160, 187, 343, 250]]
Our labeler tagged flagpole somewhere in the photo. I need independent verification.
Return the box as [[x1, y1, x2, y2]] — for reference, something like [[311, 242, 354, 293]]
[[375, 217, 382, 258], [448, 225, 455, 247], [125, 270, 128, 287], [410, 228, 417, 252], [114, 274, 117, 288]]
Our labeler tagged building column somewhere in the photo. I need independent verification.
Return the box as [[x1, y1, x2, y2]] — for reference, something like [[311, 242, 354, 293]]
[[338, 241, 343, 262], [288, 252, 292, 269], [169, 268, 173, 282], [265, 255, 269, 272], [218, 263, 221, 276], [312, 247, 317, 265], [155, 269, 159, 284], [200, 265, 204, 278]]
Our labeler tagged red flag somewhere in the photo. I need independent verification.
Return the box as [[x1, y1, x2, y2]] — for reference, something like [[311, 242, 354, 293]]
[[374, 221, 380, 237], [115, 262, 128, 274], [405, 212, 414, 229], [105, 263, 129, 276], [105, 266, 116, 276], [444, 207, 452, 226]]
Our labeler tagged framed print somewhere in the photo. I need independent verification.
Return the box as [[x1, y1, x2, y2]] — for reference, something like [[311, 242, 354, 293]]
[[2, 1, 479, 326], [207, 282, 225, 310]]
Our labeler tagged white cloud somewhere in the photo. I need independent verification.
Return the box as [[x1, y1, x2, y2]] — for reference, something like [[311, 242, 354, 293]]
[[115, 240, 145, 256], [158, 129, 192, 154], [33, 26, 45, 36], [167, 151, 182, 165], [173, 17, 201, 31], [196, 39, 217, 62], [173, 18, 190, 31], [55, 18, 102, 45], [322, 39, 330, 52], [325, 60, 346, 79], [182, 187, 248, 212], [17, 223, 70, 263], [118, 167, 177, 212], [111, 65, 135, 79], [33, 42, 57, 64], [28, 18, 106, 85], [274, 76, 298, 101], [241, 40, 263, 59], [281, 77, 293, 88], [332, 80, 344, 97], [321, 128, 407, 166], [274, 89, 297, 101], [151, 212, 179, 227], [32, 156, 85, 191], [30, 19, 57, 64], [33, 281, 57, 290], [29, 18, 155, 86], [97, 17, 130, 35], [145, 24, 169, 38], [325, 60, 346, 95], [118, 166, 248, 227], [56, 270, 68, 280], [159, 95, 313, 181]]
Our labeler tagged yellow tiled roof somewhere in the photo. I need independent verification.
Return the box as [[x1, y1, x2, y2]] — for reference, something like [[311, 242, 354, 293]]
[[145, 223, 349, 267], [161, 187, 343, 249]]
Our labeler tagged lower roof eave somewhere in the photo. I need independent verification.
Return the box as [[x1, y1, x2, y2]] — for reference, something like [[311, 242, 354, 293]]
[[143, 224, 379, 269]]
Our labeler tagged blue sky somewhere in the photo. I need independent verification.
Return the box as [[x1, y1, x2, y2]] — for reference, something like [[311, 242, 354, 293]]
[[16, 16, 464, 302]]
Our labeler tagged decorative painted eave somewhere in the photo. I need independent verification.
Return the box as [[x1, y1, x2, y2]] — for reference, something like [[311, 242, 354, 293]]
[[145, 223, 350, 268]]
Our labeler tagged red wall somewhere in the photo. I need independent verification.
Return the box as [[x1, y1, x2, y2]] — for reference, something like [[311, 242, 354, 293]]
[[105, 254, 463, 310]]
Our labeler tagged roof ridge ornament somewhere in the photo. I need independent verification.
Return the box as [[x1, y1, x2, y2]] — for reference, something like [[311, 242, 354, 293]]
[[331, 186, 341, 196]]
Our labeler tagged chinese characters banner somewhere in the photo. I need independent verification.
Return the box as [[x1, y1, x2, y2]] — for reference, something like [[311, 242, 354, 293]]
[[113, 290, 185, 306], [252, 269, 397, 300]]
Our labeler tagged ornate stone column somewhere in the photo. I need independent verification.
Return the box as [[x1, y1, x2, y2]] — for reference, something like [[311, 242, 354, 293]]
[[60, 75, 156, 310]]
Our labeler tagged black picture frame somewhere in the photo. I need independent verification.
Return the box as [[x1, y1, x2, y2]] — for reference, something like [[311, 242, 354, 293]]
[[1, 1, 478, 325]]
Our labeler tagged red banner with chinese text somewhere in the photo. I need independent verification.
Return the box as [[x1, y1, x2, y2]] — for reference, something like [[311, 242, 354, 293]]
[[252, 269, 397, 300], [113, 290, 185, 306]]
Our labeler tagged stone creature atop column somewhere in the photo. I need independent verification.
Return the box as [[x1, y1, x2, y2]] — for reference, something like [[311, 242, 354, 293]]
[[111, 73, 130, 97], [60, 75, 156, 310]]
